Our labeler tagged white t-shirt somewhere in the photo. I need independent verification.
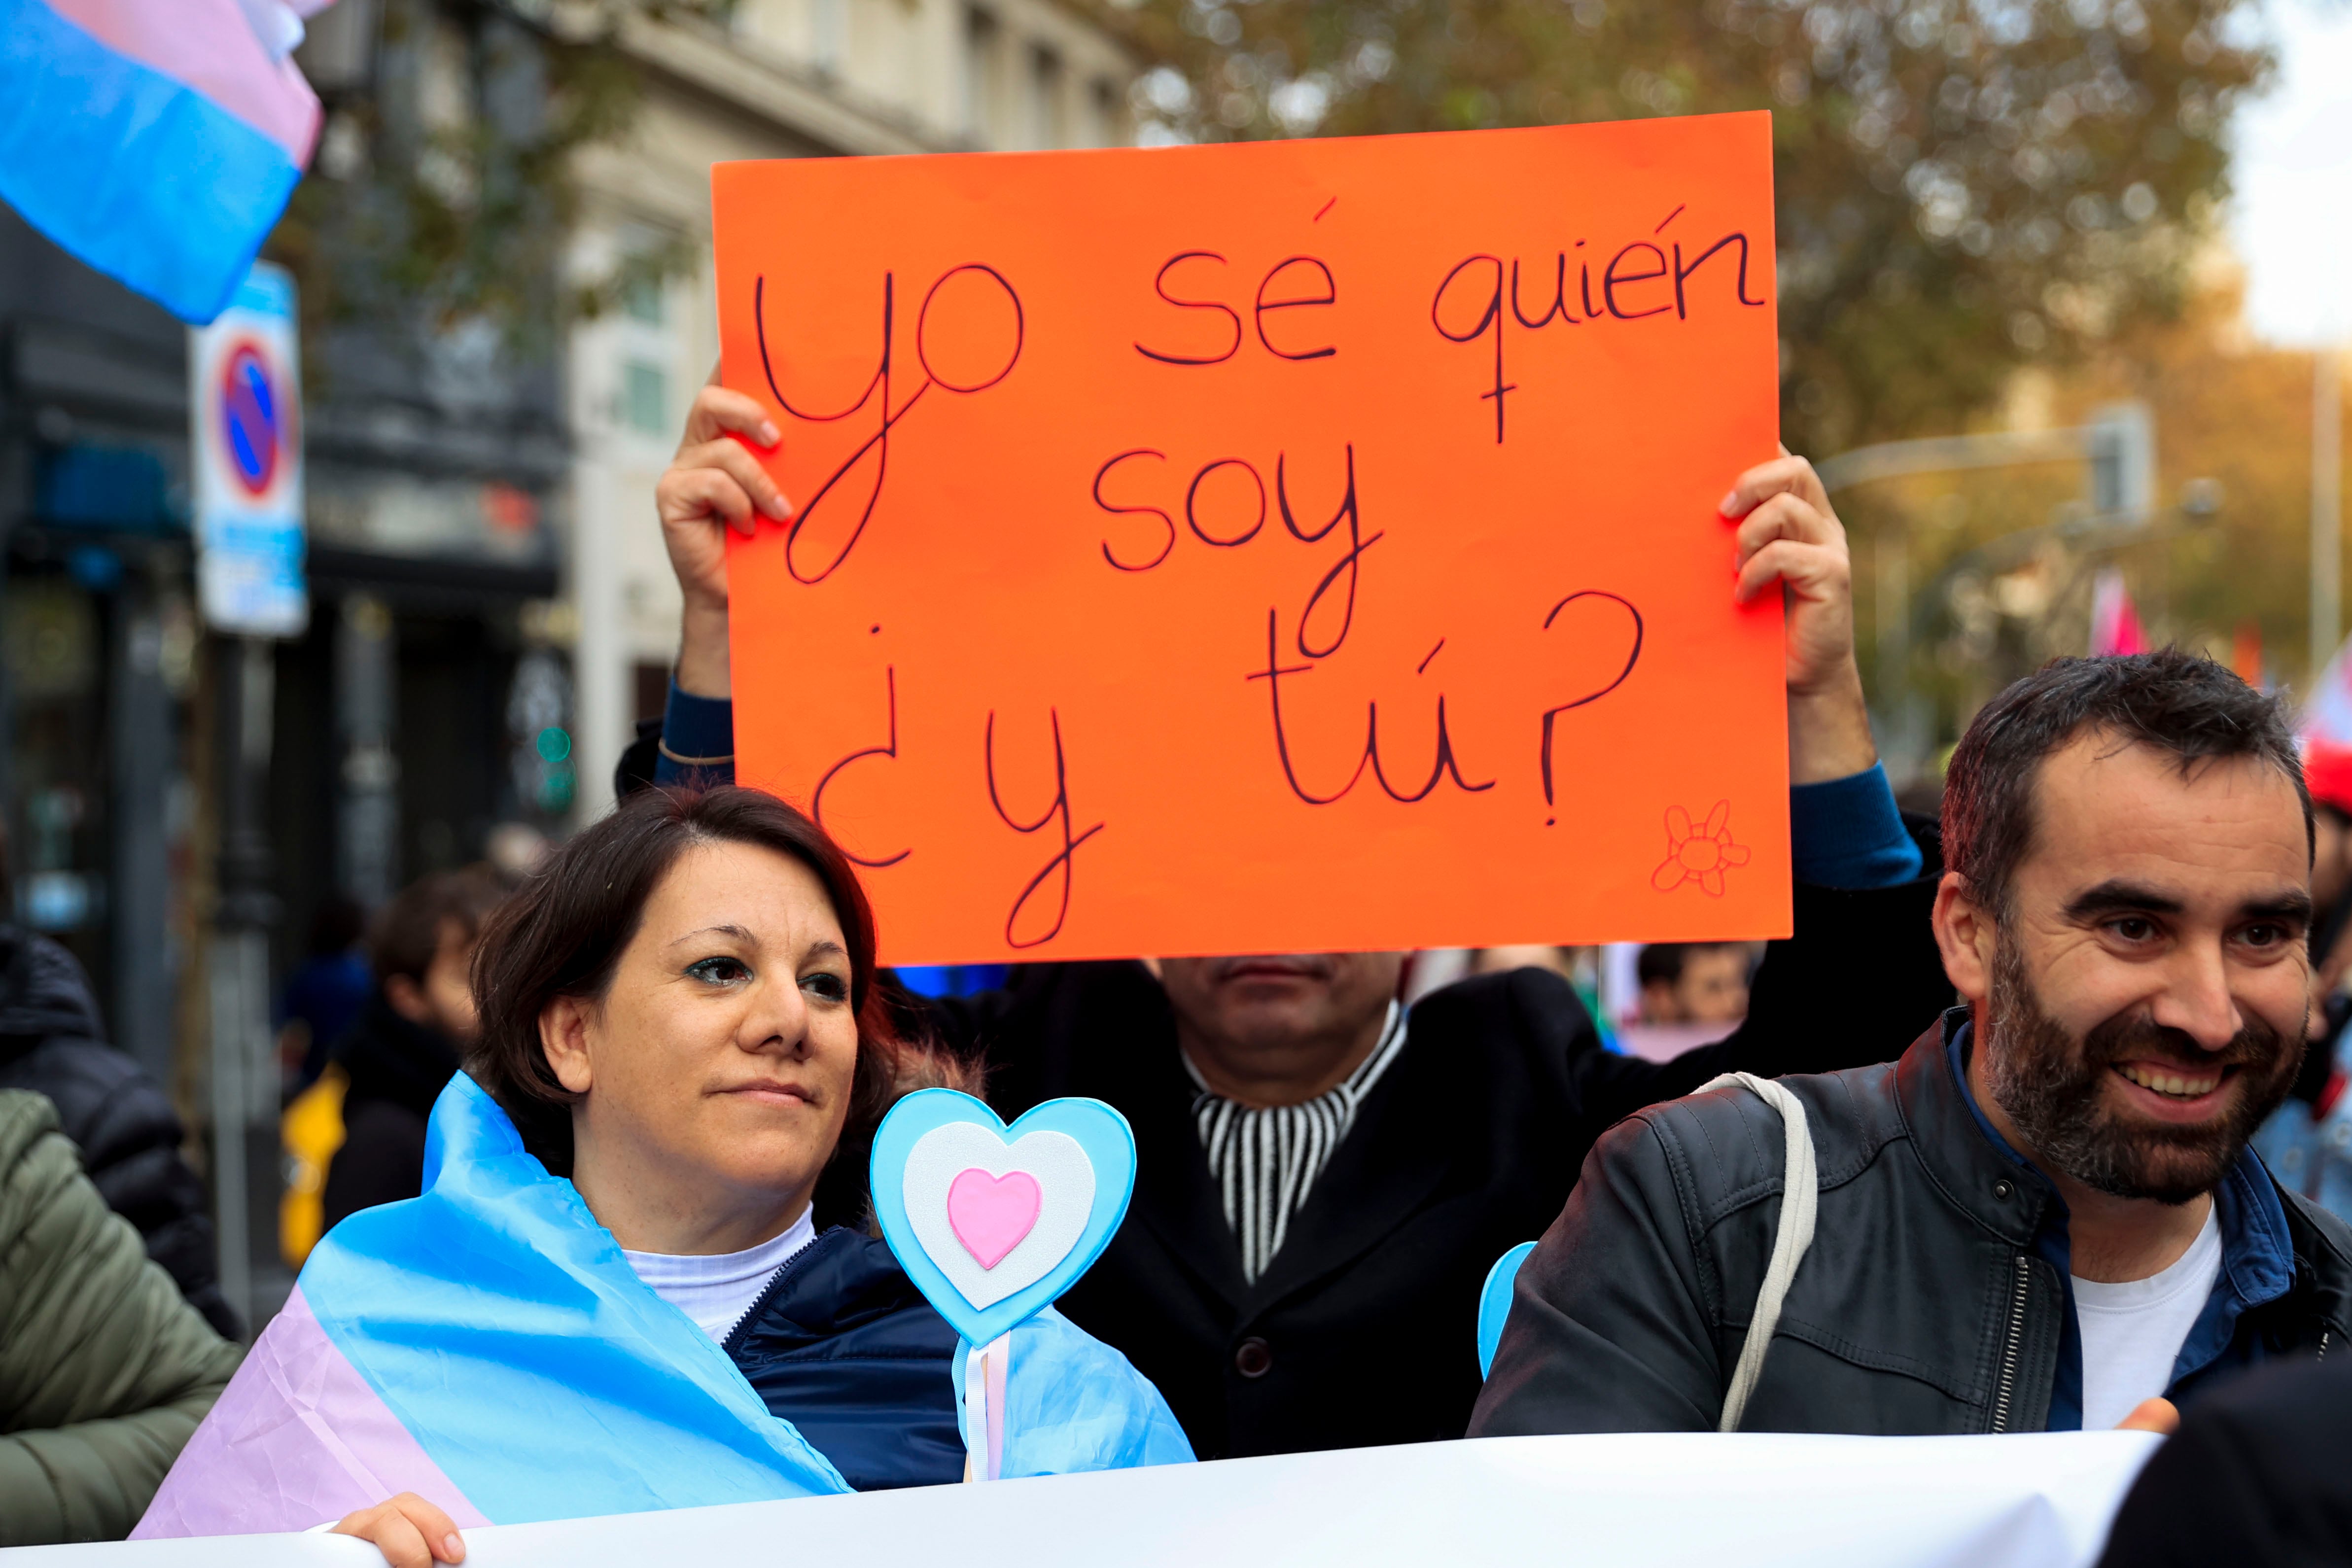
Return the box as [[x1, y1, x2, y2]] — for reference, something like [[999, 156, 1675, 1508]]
[[2071, 1204, 2223, 1430], [621, 1207, 818, 1343]]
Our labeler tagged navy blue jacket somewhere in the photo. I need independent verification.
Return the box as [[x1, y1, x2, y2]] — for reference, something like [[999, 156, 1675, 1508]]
[[723, 1225, 965, 1490]]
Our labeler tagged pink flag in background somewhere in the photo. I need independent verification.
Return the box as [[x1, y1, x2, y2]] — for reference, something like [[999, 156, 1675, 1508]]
[[2299, 630, 2352, 813], [2088, 569, 2150, 658]]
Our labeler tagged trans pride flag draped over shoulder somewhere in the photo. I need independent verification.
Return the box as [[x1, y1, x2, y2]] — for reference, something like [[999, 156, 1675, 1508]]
[[137, 1075, 1188, 1536], [0, 0, 326, 323]]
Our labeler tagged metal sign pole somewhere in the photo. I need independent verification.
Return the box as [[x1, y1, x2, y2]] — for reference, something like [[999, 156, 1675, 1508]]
[[191, 262, 307, 1335], [207, 634, 278, 1332]]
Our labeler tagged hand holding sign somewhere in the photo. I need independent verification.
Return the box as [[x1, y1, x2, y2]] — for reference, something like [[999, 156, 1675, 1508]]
[[871, 1090, 1137, 1481], [657, 375, 794, 700], [1721, 451, 1876, 785]]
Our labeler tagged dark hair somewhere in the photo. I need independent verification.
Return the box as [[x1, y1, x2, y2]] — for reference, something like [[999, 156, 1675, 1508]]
[[369, 869, 505, 985], [1635, 941, 1744, 988], [308, 894, 368, 958], [1942, 649, 2311, 918], [466, 785, 906, 1178]]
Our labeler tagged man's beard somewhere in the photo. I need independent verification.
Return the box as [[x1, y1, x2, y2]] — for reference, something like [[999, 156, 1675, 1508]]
[[1982, 938, 2303, 1205]]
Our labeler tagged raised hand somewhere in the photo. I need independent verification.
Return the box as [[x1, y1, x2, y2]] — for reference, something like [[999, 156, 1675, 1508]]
[[1720, 449, 1877, 784], [655, 370, 790, 697]]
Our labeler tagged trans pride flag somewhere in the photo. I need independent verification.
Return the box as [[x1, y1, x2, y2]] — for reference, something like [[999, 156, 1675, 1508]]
[[0, 0, 326, 324], [136, 1074, 1189, 1535]]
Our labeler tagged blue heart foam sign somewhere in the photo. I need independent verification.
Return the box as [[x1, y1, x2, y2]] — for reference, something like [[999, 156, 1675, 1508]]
[[869, 1089, 1137, 1348]]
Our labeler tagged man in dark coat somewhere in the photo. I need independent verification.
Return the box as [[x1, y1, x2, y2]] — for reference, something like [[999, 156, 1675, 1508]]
[[1473, 651, 2352, 1439], [913, 913, 1948, 1458], [2096, 1355, 2352, 1566], [614, 383, 1959, 1459], [0, 913, 239, 1340], [320, 870, 503, 1230]]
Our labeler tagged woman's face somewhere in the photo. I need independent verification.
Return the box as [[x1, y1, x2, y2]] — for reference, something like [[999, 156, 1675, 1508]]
[[540, 839, 860, 1252]]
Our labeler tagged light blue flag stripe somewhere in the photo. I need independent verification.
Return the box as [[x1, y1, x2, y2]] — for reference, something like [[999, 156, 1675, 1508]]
[[301, 1075, 854, 1523], [957, 1312, 1198, 1477], [0, 0, 300, 323], [300, 1073, 1191, 1521]]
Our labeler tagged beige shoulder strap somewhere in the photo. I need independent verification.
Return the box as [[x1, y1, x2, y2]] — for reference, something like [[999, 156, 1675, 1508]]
[[1695, 1072, 1818, 1433]]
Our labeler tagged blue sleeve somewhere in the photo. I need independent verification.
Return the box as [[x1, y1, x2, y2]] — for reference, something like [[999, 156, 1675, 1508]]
[[1789, 762, 1924, 890], [652, 683, 737, 786]]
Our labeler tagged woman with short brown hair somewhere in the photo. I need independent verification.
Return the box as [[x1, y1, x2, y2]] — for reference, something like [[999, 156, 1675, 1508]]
[[138, 787, 1188, 1552]]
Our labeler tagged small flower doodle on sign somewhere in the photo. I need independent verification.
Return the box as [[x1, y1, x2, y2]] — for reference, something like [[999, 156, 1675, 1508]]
[[1651, 801, 1750, 896]]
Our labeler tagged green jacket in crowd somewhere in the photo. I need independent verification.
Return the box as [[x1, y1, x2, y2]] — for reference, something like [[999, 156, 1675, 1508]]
[[0, 1089, 243, 1543]]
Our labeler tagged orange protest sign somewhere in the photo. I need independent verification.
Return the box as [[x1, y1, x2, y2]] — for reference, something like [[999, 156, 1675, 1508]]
[[715, 111, 1788, 964]]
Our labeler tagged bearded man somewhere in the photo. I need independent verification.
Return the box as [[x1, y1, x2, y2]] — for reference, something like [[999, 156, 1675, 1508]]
[[1472, 649, 2352, 1436]]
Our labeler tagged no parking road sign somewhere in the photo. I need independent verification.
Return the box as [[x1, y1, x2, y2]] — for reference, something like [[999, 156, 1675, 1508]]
[[191, 263, 307, 637]]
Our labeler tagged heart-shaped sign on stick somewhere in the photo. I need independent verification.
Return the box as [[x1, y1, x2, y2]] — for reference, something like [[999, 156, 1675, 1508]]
[[870, 1089, 1137, 1349]]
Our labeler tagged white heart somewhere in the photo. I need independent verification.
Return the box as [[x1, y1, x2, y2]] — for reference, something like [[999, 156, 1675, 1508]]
[[902, 1122, 1096, 1310]]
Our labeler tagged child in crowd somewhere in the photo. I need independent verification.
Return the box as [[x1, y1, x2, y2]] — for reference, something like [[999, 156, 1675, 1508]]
[[320, 869, 505, 1230], [1634, 941, 1753, 1027]]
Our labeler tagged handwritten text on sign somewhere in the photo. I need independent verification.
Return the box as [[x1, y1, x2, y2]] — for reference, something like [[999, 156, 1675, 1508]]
[[716, 112, 1788, 964]]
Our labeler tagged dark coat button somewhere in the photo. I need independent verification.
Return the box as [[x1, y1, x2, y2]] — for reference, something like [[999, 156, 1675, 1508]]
[[1994, 1179, 2014, 1199], [1234, 1336, 1272, 1378]]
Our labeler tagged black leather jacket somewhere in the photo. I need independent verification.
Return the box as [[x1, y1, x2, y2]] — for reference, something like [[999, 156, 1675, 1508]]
[[1472, 1010, 2352, 1436], [0, 924, 239, 1338]]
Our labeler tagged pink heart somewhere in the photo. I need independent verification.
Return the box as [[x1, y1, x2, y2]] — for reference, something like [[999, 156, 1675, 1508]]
[[947, 1168, 1041, 1271]]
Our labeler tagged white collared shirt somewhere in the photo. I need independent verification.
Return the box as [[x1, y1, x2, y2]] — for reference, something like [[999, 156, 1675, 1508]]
[[1185, 1002, 1411, 1285]]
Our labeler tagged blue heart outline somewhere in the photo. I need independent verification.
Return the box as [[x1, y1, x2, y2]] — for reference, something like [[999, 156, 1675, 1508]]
[[869, 1088, 1137, 1347], [1476, 1241, 1537, 1378]]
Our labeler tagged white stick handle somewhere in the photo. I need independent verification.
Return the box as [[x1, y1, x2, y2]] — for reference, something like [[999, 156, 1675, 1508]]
[[964, 1332, 1012, 1482]]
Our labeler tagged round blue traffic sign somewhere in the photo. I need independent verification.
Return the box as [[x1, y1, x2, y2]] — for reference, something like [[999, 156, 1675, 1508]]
[[219, 342, 281, 497]]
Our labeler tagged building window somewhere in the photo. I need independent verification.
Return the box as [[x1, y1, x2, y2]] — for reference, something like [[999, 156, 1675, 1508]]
[[964, 7, 999, 142], [1028, 44, 1065, 148], [621, 271, 663, 326], [622, 359, 669, 436], [1087, 76, 1119, 147]]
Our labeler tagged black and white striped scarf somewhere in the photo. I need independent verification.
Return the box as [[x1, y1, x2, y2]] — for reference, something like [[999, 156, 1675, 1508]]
[[1185, 1003, 1410, 1285]]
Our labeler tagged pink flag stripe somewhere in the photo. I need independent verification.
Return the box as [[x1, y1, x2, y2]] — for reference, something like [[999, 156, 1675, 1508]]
[[134, 1287, 488, 1539], [38, 0, 319, 162]]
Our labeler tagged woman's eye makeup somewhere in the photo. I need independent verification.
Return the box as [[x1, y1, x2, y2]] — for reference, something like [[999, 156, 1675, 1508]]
[[685, 955, 752, 985], [801, 970, 850, 1003]]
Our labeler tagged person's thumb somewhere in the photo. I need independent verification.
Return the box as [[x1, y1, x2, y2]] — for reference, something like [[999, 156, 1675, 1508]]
[[2115, 1396, 2179, 1435]]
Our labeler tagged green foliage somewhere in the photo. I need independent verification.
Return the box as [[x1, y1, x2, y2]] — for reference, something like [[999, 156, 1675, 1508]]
[[267, 0, 721, 367], [1108, 0, 2269, 454]]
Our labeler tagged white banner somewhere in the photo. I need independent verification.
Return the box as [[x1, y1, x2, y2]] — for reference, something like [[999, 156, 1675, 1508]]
[[9, 1431, 2159, 1568]]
